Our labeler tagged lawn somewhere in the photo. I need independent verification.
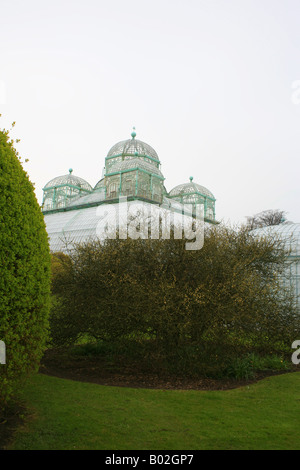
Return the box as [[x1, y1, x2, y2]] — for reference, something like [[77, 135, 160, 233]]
[[8, 371, 300, 450]]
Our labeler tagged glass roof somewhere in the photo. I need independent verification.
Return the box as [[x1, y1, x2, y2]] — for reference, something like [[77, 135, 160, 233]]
[[252, 222, 300, 306], [68, 188, 106, 207], [107, 138, 159, 162], [252, 222, 300, 258], [107, 158, 164, 177], [44, 198, 212, 253]]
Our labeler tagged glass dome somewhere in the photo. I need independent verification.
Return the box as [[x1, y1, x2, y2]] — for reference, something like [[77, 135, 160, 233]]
[[43, 169, 92, 192], [168, 177, 216, 221], [107, 129, 160, 163], [42, 169, 92, 211], [169, 177, 215, 200]]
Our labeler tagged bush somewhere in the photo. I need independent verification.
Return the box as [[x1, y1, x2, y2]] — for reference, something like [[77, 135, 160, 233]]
[[0, 125, 51, 407], [50, 224, 300, 375], [225, 353, 290, 380], [247, 353, 289, 371], [225, 356, 256, 380]]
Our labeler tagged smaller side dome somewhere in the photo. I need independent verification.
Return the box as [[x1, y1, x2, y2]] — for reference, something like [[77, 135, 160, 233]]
[[169, 177, 216, 221], [169, 177, 215, 200], [43, 169, 92, 192], [42, 169, 92, 212]]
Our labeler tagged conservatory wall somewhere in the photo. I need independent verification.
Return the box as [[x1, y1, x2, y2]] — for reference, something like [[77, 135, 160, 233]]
[[252, 222, 300, 311]]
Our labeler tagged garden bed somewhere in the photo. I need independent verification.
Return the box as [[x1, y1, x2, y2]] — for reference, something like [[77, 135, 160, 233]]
[[39, 347, 297, 391]]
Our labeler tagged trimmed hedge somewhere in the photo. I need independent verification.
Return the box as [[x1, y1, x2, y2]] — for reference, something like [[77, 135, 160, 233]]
[[0, 127, 51, 407]]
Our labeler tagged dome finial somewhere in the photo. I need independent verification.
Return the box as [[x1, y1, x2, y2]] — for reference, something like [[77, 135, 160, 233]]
[[131, 127, 136, 139], [189, 176, 193, 182], [69, 168, 73, 174]]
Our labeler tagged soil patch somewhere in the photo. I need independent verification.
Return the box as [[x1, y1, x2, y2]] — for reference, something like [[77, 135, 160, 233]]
[[39, 347, 297, 391]]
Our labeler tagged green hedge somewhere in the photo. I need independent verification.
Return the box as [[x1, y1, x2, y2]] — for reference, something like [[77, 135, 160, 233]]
[[0, 127, 51, 407]]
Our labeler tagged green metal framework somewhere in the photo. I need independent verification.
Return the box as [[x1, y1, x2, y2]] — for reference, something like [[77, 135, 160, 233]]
[[168, 177, 216, 221], [42, 130, 217, 224], [42, 169, 92, 211], [102, 132, 165, 204]]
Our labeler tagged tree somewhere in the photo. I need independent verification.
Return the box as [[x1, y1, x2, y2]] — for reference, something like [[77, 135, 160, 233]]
[[246, 209, 287, 230], [0, 123, 51, 407], [50, 223, 299, 375]]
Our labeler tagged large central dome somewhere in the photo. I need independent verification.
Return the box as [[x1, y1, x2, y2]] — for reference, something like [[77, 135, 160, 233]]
[[107, 129, 159, 163], [101, 129, 164, 203]]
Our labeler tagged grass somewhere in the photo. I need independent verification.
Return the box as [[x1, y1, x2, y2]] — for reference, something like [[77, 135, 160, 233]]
[[7, 371, 300, 450]]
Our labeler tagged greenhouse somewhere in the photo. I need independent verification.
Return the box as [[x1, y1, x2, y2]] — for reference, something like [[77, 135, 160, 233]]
[[42, 129, 217, 252], [253, 221, 300, 310]]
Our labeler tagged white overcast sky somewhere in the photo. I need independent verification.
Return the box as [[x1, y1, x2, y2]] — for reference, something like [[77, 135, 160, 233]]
[[1, 0, 300, 225]]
